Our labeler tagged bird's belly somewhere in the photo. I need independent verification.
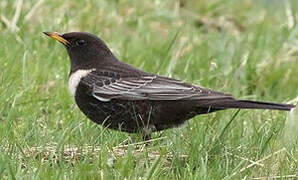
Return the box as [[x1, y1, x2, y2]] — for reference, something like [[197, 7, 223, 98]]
[[75, 98, 200, 133], [75, 96, 162, 133], [74, 83, 201, 133]]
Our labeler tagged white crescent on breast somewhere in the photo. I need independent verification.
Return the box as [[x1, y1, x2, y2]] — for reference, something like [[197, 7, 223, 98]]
[[68, 69, 95, 96]]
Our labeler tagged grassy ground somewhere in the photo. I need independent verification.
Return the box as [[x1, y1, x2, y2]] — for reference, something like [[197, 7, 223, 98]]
[[0, 0, 298, 179]]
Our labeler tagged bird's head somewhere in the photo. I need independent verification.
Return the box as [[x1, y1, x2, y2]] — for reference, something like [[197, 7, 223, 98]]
[[43, 32, 115, 71]]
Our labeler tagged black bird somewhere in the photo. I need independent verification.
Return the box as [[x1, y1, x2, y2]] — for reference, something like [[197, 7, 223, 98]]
[[44, 31, 295, 138]]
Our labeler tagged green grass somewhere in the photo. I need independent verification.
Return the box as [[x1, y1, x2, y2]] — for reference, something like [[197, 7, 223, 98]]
[[0, 0, 298, 179]]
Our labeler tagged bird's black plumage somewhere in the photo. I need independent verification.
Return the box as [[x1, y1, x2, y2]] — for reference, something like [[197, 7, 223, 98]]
[[44, 32, 295, 135]]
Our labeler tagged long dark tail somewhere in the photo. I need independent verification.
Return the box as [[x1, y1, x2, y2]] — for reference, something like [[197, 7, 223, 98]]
[[198, 98, 295, 111]]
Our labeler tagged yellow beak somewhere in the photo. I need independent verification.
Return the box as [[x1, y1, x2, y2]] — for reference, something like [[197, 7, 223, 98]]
[[43, 32, 69, 45]]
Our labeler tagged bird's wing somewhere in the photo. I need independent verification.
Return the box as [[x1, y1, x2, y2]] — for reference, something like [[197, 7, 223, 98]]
[[82, 71, 233, 102]]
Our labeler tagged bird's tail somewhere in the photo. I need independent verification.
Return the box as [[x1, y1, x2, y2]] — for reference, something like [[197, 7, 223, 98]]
[[199, 98, 295, 111]]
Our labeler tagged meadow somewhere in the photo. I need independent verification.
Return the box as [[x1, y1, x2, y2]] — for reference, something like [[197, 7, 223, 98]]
[[0, 0, 298, 179]]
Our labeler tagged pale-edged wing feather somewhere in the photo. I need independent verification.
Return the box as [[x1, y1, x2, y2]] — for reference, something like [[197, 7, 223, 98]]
[[81, 71, 233, 101]]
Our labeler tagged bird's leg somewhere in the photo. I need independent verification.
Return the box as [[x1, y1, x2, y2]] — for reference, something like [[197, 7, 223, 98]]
[[141, 124, 156, 141], [142, 133, 152, 141]]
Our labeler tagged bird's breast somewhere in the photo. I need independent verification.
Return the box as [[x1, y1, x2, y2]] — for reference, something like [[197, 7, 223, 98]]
[[68, 69, 95, 96]]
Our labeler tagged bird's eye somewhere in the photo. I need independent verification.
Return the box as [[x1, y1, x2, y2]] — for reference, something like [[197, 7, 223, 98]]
[[75, 39, 86, 46]]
